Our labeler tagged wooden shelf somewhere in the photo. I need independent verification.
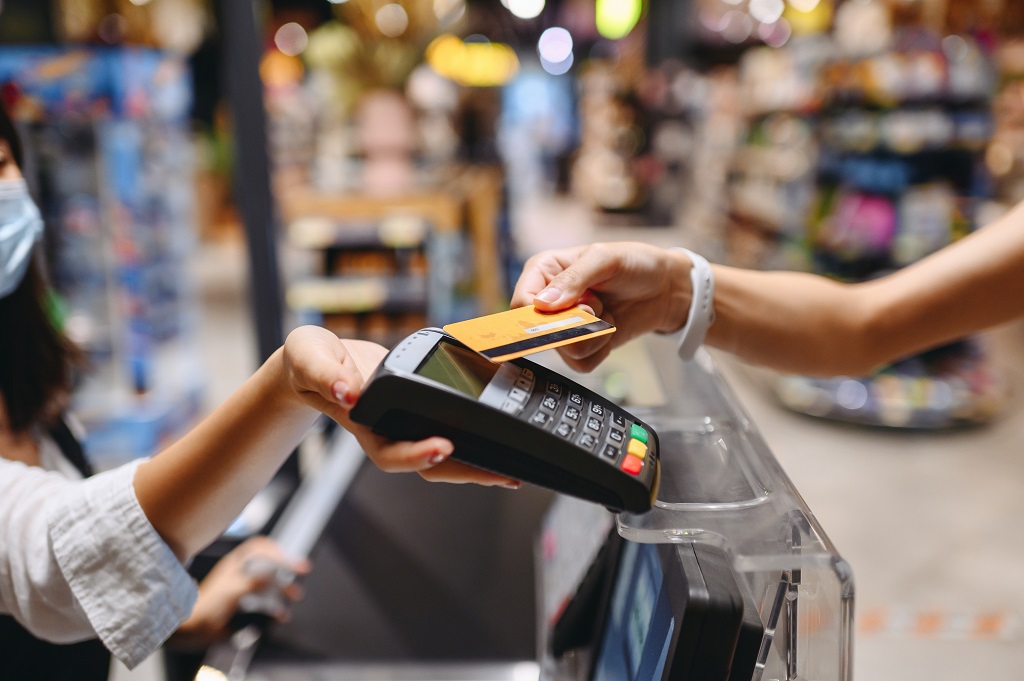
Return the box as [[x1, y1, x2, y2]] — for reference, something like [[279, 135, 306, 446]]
[[279, 165, 505, 315]]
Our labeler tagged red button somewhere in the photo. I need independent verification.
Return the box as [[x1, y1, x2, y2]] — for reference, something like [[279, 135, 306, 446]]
[[621, 455, 643, 476]]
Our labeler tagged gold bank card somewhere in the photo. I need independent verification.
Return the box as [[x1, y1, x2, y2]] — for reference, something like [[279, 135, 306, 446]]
[[443, 305, 616, 362]]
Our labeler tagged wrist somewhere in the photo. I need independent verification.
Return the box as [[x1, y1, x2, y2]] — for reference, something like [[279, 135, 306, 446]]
[[268, 345, 312, 411], [661, 249, 694, 334]]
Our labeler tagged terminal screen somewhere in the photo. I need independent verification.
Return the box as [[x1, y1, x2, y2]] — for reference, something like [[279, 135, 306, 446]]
[[592, 542, 674, 681], [416, 340, 501, 399]]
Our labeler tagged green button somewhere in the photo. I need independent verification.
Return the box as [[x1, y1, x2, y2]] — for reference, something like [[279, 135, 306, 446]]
[[630, 424, 648, 444]]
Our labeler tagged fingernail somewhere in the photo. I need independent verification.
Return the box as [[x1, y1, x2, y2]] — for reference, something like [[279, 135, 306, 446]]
[[428, 442, 453, 465], [536, 287, 561, 304], [332, 381, 352, 407], [501, 481, 522, 490]]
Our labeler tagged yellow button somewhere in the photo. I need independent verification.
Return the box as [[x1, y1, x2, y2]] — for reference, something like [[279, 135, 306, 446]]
[[627, 439, 647, 460]]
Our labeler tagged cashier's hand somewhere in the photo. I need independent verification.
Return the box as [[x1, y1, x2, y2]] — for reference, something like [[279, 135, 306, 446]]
[[282, 326, 521, 487], [511, 242, 693, 372], [168, 536, 310, 650]]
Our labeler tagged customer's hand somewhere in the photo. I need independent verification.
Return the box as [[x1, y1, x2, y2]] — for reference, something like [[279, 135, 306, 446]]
[[281, 326, 520, 487], [168, 536, 310, 649], [511, 242, 694, 372]]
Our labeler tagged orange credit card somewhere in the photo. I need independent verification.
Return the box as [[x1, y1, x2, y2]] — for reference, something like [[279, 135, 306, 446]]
[[443, 305, 616, 362]]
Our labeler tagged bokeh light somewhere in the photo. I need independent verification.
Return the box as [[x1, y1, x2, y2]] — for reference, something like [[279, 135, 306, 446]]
[[426, 33, 520, 86], [786, 0, 820, 12], [375, 3, 410, 37], [274, 22, 308, 57], [758, 18, 792, 48], [434, 0, 466, 25], [720, 10, 754, 43], [595, 0, 642, 40], [749, 0, 785, 25], [260, 50, 304, 88], [538, 27, 573, 64], [541, 52, 574, 76], [506, 0, 545, 20]]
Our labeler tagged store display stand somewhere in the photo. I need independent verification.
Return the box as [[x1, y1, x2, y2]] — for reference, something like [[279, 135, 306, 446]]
[[725, 23, 1007, 429], [0, 46, 205, 469], [775, 27, 1006, 429]]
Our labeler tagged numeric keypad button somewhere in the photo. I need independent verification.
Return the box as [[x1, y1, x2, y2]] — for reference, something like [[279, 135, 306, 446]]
[[531, 411, 551, 426], [508, 387, 530, 404]]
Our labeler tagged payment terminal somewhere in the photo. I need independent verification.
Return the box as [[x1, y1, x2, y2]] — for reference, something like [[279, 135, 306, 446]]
[[350, 328, 660, 512]]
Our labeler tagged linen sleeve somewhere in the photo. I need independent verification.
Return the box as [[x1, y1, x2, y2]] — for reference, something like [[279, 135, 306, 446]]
[[0, 458, 198, 669]]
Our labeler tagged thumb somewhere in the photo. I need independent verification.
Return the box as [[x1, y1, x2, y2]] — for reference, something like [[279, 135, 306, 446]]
[[533, 245, 617, 311]]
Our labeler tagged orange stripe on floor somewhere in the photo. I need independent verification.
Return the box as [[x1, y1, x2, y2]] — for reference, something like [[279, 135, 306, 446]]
[[857, 606, 1020, 641]]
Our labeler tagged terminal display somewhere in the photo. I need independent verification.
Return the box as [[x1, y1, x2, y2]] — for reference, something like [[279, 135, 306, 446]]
[[590, 541, 764, 681]]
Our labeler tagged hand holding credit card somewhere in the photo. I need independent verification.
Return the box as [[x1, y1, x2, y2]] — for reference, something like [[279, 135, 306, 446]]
[[443, 305, 616, 362]]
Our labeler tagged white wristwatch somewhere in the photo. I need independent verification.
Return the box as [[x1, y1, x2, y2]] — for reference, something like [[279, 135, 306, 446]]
[[672, 248, 715, 361]]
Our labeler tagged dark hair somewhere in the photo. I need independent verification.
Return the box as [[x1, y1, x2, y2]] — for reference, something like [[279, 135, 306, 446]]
[[0, 97, 23, 168], [0, 103, 81, 434], [0, 259, 83, 433]]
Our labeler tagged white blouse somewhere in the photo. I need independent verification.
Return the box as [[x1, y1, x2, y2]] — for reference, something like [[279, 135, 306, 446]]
[[0, 454, 198, 669]]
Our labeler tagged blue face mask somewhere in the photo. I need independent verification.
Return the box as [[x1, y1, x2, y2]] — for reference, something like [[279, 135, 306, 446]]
[[0, 178, 44, 299]]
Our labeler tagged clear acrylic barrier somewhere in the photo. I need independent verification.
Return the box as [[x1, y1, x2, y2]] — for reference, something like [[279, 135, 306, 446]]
[[532, 335, 854, 681]]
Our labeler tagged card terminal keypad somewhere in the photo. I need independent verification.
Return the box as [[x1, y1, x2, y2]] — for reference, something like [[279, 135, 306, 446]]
[[486, 364, 652, 479]]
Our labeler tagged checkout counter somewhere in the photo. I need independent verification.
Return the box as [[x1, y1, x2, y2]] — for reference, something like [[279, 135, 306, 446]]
[[196, 334, 853, 681]]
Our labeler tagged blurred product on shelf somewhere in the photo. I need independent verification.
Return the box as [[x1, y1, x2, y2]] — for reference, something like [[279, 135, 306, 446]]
[[794, 26, 1004, 429], [725, 36, 830, 270], [572, 62, 649, 218], [286, 214, 432, 348], [280, 163, 505, 347], [0, 46, 203, 468], [775, 337, 1005, 429], [693, 0, 1011, 428], [782, 22, 999, 426], [989, 38, 1024, 205]]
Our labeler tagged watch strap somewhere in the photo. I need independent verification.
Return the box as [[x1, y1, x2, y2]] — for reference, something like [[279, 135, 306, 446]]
[[672, 248, 715, 361]]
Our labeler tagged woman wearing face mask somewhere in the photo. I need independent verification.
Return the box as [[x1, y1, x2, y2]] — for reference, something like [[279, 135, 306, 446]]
[[0, 107, 514, 678]]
